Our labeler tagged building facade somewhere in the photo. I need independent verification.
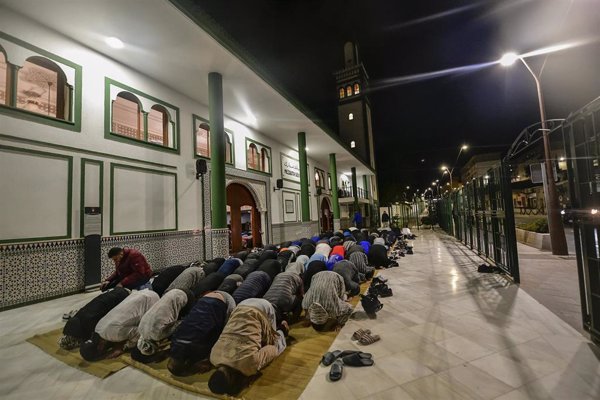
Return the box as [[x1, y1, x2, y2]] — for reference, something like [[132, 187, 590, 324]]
[[0, 0, 377, 309]]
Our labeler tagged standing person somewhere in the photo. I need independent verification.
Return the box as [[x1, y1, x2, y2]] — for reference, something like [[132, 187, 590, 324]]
[[352, 210, 363, 230], [208, 298, 288, 396], [101, 247, 153, 291], [381, 211, 390, 228]]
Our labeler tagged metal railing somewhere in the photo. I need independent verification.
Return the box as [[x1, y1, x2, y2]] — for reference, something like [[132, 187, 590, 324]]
[[338, 185, 370, 200]]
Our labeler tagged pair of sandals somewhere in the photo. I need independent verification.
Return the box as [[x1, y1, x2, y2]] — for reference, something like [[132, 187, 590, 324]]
[[351, 328, 381, 345], [369, 283, 393, 298], [321, 350, 374, 381]]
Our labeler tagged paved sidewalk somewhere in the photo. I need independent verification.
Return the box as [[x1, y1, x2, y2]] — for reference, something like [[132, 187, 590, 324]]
[[517, 242, 584, 334], [300, 230, 600, 400]]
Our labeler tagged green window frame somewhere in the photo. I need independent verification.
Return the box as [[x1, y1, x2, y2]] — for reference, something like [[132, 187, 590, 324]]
[[192, 114, 234, 165], [245, 137, 272, 176], [104, 77, 180, 154], [0, 31, 82, 132]]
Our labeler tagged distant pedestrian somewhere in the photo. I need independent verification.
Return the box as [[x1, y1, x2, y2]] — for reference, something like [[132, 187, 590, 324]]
[[381, 211, 390, 228]]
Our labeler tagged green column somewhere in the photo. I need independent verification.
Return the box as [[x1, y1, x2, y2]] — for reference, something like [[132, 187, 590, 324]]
[[142, 111, 149, 141], [209, 72, 226, 228], [363, 175, 369, 199], [298, 132, 310, 222], [351, 167, 358, 212], [8, 64, 19, 106], [329, 153, 340, 219]]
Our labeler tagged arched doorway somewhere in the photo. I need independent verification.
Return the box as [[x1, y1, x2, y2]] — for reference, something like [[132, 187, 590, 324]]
[[320, 197, 333, 233], [227, 183, 262, 252]]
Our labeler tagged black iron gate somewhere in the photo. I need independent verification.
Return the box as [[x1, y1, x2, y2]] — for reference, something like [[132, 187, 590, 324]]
[[563, 96, 600, 345], [438, 162, 520, 282]]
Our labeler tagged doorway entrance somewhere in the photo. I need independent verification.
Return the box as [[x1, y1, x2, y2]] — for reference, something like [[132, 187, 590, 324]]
[[227, 183, 262, 252], [320, 197, 333, 233]]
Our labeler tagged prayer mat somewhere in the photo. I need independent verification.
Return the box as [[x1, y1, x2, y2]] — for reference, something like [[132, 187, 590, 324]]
[[121, 276, 374, 400], [26, 328, 127, 379]]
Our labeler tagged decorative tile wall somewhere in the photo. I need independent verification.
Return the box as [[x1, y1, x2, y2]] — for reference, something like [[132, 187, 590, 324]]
[[100, 230, 203, 279], [0, 239, 84, 309], [272, 221, 319, 244], [207, 228, 230, 259], [0, 230, 203, 310]]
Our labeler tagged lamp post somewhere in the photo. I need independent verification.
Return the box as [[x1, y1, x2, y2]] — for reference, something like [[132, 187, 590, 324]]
[[441, 144, 467, 190], [500, 52, 568, 255]]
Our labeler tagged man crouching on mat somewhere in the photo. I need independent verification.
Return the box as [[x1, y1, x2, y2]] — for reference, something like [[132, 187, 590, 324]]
[[166, 290, 236, 376], [208, 298, 289, 396], [80, 289, 159, 361], [301, 270, 354, 332]]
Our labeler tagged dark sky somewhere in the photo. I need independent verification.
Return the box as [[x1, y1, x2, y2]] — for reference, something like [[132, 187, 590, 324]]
[[187, 0, 600, 203]]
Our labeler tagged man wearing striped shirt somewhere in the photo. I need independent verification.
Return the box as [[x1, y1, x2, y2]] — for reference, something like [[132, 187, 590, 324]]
[[301, 271, 354, 331], [263, 270, 303, 323]]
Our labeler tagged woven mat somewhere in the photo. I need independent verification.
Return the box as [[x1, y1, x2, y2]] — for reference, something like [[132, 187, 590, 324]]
[[26, 328, 128, 379], [122, 278, 372, 400]]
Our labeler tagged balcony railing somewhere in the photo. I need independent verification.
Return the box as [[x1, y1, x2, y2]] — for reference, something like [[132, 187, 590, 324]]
[[339, 185, 369, 200]]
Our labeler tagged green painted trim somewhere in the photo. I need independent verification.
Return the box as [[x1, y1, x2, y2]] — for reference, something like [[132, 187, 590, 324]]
[[109, 163, 178, 236], [280, 153, 301, 184], [245, 137, 272, 176], [0, 145, 73, 244], [314, 166, 326, 189], [166, 1, 375, 175], [0, 31, 82, 132], [192, 113, 234, 165], [104, 77, 181, 154], [0, 133, 177, 169], [142, 111, 149, 142], [80, 159, 104, 238]]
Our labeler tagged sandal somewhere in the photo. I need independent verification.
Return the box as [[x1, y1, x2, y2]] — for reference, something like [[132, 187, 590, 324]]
[[62, 309, 78, 320], [351, 329, 371, 341], [341, 352, 374, 367], [321, 350, 342, 366], [338, 350, 373, 359], [329, 359, 344, 381], [359, 333, 381, 346]]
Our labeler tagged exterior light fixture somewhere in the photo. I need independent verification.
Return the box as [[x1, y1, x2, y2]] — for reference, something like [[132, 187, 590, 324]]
[[105, 37, 124, 49], [499, 52, 518, 66], [348, 113, 354, 120], [559, 156, 565, 161], [461, 145, 468, 150], [350, 141, 356, 148], [561, 210, 566, 215], [592, 209, 598, 215]]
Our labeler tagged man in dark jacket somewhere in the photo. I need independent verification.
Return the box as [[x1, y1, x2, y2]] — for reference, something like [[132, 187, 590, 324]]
[[101, 247, 153, 291]]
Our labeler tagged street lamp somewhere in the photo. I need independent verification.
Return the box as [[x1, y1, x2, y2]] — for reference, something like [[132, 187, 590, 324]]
[[441, 166, 452, 188], [500, 52, 568, 255]]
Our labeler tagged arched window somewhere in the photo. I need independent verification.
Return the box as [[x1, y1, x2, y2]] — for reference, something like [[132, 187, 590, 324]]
[[196, 122, 210, 158], [354, 83, 360, 95], [339, 87, 345, 99], [248, 143, 259, 170], [112, 91, 143, 140], [261, 148, 270, 173], [346, 85, 352, 97], [0, 49, 7, 105], [17, 56, 69, 120], [148, 104, 170, 146], [315, 171, 321, 188], [225, 134, 232, 164]]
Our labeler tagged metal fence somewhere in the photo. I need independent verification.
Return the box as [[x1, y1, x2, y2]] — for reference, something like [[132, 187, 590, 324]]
[[437, 163, 520, 283]]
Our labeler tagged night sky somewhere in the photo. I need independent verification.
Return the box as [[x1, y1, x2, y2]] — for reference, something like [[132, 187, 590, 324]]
[[189, 0, 600, 203]]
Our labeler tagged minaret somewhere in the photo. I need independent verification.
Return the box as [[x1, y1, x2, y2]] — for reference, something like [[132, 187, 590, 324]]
[[334, 42, 376, 169]]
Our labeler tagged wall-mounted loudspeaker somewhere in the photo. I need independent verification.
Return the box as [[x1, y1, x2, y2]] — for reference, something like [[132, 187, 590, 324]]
[[274, 178, 284, 191], [196, 159, 207, 179]]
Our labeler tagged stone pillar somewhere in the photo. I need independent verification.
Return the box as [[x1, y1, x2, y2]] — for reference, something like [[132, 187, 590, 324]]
[[298, 132, 310, 222], [8, 64, 20, 106], [208, 72, 229, 257], [329, 153, 341, 231]]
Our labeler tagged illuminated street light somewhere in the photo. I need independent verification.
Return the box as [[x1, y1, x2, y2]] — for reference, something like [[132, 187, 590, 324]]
[[501, 49, 569, 255]]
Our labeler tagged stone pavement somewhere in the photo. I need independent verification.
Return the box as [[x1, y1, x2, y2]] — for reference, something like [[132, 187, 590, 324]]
[[300, 230, 600, 400]]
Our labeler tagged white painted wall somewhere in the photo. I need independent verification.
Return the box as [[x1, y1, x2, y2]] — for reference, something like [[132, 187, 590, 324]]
[[0, 9, 344, 243]]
